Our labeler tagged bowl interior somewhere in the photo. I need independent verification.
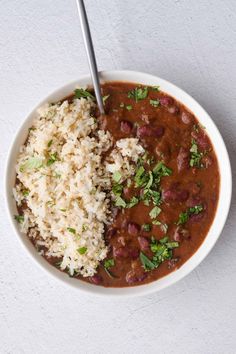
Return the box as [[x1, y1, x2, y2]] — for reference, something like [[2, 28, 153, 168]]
[[5, 70, 232, 297]]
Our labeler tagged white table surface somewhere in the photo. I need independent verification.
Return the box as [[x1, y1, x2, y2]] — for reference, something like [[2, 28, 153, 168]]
[[0, 0, 236, 353]]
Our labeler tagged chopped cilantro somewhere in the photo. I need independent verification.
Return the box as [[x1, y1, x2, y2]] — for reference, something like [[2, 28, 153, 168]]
[[150, 99, 160, 107], [20, 157, 43, 172], [74, 88, 95, 100], [47, 152, 58, 166], [78, 247, 87, 255], [115, 196, 126, 208], [177, 205, 203, 225], [140, 252, 156, 271], [190, 139, 203, 168], [14, 215, 24, 224], [127, 196, 139, 208], [151, 85, 160, 91], [112, 183, 123, 197], [113, 171, 122, 183], [104, 259, 115, 269], [140, 236, 179, 271], [142, 223, 152, 232], [126, 105, 132, 111], [102, 95, 110, 103], [22, 189, 29, 197], [128, 86, 148, 102], [60, 208, 66, 212], [82, 224, 88, 232], [67, 227, 76, 234], [47, 139, 53, 147], [149, 206, 161, 219]]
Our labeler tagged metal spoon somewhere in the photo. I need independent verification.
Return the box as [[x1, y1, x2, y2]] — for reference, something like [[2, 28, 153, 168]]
[[76, 0, 105, 115]]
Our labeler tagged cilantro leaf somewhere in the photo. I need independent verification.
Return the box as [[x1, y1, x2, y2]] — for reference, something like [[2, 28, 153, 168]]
[[150, 99, 160, 107], [127, 196, 139, 208], [74, 88, 95, 100], [177, 205, 203, 225], [149, 206, 161, 219], [104, 259, 115, 269], [20, 157, 43, 172], [113, 171, 122, 183], [78, 247, 87, 255], [190, 139, 203, 168], [142, 223, 152, 232], [115, 196, 126, 208], [14, 215, 24, 224], [67, 227, 76, 234], [128, 86, 148, 102]]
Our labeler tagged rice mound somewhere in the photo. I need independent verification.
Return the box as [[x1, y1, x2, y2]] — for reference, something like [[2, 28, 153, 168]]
[[13, 96, 144, 277]]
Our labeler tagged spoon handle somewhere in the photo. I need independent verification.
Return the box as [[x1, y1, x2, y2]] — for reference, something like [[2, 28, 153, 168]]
[[76, 0, 105, 115]]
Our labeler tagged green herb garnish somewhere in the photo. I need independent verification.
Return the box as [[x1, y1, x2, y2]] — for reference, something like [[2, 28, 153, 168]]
[[151, 85, 160, 91], [74, 88, 95, 100], [113, 171, 122, 183], [104, 258, 115, 269], [127, 196, 139, 208], [115, 196, 126, 208], [126, 105, 132, 111], [14, 215, 24, 224], [67, 227, 76, 234], [112, 183, 123, 197], [150, 99, 160, 107], [78, 247, 87, 255], [142, 223, 152, 232], [22, 189, 29, 197], [82, 224, 88, 232], [190, 139, 203, 168], [47, 139, 53, 148], [149, 206, 161, 219], [102, 95, 110, 103], [140, 236, 179, 271], [47, 152, 58, 166], [20, 157, 43, 172], [177, 205, 203, 225], [128, 86, 148, 102]]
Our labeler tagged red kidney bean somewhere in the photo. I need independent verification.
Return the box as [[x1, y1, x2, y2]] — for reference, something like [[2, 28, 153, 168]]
[[129, 248, 139, 260], [125, 270, 138, 284], [155, 141, 171, 163], [120, 120, 133, 134], [141, 113, 150, 124], [137, 124, 164, 138], [168, 106, 179, 114], [177, 147, 190, 172], [106, 227, 117, 240], [188, 182, 201, 195], [159, 96, 174, 107], [117, 236, 126, 246], [90, 274, 103, 285], [173, 226, 190, 241], [123, 187, 132, 199], [181, 111, 192, 124], [137, 273, 147, 282], [153, 126, 165, 137], [113, 246, 129, 258], [202, 155, 213, 168], [186, 196, 202, 207], [162, 188, 189, 203], [128, 222, 140, 236], [190, 213, 204, 222], [191, 130, 209, 150], [168, 258, 180, 269], [138, 236, 150, 251]]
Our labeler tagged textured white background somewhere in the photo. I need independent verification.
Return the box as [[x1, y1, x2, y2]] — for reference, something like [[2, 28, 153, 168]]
[[0, 0, 236, 353]]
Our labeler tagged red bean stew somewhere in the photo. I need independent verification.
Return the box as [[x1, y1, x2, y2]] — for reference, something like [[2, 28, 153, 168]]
[[32, 82, 220, 287]]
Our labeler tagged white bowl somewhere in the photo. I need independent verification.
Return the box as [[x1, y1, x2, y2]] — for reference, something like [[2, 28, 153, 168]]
[[5, 70, 232, 297]]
